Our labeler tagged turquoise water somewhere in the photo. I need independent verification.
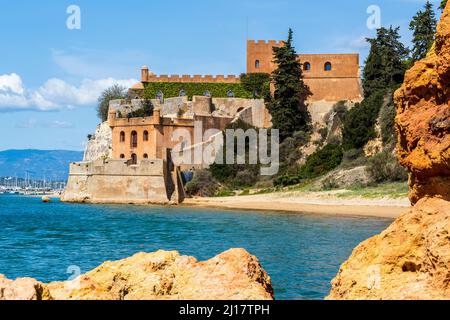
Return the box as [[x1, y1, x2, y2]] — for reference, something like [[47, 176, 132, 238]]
[[0, 195, 391, 300]]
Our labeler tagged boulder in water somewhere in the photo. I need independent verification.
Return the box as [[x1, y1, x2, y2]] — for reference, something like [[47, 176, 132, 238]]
[[0, 249, 274, 300]]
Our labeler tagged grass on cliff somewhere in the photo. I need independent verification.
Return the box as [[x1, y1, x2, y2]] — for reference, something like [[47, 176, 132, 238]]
[[335, 182, 408, 199], [233, 181, 409, 199]]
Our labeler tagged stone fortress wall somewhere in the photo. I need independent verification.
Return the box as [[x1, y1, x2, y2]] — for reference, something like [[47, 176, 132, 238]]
[[134, 39, 363, 103], [62, 156, 185, 205]]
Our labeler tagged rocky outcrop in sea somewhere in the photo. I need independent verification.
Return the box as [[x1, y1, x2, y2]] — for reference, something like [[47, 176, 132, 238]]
[[327, 2, 450, 300], [0, 249, 274, 300]]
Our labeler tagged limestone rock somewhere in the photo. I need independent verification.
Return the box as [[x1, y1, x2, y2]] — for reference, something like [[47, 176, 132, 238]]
[[0, 249, 273, 300], [83, 122, 112, 162], [394, 2, 450, 204], [327, 198, 450, 300], [318, 166, 370, 189], [0, 275, 52, 300]]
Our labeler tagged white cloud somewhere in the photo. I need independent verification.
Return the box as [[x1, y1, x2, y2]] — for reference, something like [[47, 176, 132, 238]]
[[50, 120, 74, 129], [331, 35, 370, 55], [14, 118, 75, 129], [0, 73, 24, 94], [0, 73, 137, 112], [348, 36, 370, 50], [15, 118, 38, 129]]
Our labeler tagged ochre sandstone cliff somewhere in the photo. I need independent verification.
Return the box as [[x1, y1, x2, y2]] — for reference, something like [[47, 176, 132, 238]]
[[0, 249, 273, 300], [328, 3, 450, 300], [394, 3, 450, 205], [328, 198, 450, 300]]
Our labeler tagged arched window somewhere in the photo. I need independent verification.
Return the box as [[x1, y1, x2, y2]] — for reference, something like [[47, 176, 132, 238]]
[[143, 130, 149, 142], [203, 90, 211, 97], [143, 154, 148, 159], [131, 131, 138, 148], [120, 131, 125, 143], [304, 62, 311, 71], [227, 90, 235, 98], [120, 154, 125, 159], [131, 153, 137, 165], [179, 89, 186, 97], [255, 60, 260, 69], [324, 62, 332, 71]]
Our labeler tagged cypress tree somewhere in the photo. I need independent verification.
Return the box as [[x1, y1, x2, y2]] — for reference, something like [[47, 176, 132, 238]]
[[409, 1, 437, 62], [441, 0, 447, 11], [362, 27, 409, 98], [269, 28, 311, 141]]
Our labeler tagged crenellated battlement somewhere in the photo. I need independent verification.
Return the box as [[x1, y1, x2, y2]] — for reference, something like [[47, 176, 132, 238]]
[[247, 40, 283, 46], [142, 73, 240, 83], [135, 37, 363, 102]]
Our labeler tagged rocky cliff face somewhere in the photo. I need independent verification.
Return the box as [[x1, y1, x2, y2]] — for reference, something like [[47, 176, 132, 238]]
[[327, 3, 450, 300], [83, 122, 112, 162], [394, 3, 450, 205], [327, 198, 450, 300], [0, 249, 273, 300]]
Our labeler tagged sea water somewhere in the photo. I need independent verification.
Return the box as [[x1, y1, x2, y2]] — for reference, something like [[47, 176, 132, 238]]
[[0, 195, 391, 300]]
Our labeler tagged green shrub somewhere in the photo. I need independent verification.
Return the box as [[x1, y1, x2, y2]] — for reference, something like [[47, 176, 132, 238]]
[[273, 143, 343, 187], [342, 90, 386, 150], [185, 170, 219, 197], [299, 143, 344, 180], [233, 169, 259, 188], [318, 127, 328, 143], [215, 189, 236, 197], [321, 177, 340, 191], [274, 174, 300, 187], [379, 97, 396, 148], [277, 131, 309, 175], [366, 152, 408, 183], [333, 100, 348, 117], [343, 148, 363, 162], [239, 189, 250, 196], [124, 99, 154, 118], [340, 148, 369, 169], [209, 119, 261, 189]]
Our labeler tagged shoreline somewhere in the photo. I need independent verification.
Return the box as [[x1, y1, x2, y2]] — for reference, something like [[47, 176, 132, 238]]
[[183, 194, 411, 219], [15, 192, 410, 219]]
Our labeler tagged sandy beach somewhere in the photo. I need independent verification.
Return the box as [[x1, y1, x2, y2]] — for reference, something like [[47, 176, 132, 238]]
[[184, 192, 411, 218]]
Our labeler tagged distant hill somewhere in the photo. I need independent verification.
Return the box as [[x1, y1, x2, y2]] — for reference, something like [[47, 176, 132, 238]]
[[0, 150, 84, 181]]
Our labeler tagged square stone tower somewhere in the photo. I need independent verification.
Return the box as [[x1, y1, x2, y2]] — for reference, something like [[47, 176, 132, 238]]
[[247, 40, 283, 74]]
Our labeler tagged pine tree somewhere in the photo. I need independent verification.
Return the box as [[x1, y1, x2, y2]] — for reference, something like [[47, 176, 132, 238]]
[[362, 27, 409, 98], [269, 29, 311, 141], [410, 1, 437, 62]]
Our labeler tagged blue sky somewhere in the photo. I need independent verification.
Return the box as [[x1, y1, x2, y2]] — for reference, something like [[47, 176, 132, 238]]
[[0, 0, 442, 151]]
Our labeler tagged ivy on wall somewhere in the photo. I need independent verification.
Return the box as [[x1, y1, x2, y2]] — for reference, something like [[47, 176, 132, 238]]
[[143, 82, 253, 100], [240, 73, 271, 99]]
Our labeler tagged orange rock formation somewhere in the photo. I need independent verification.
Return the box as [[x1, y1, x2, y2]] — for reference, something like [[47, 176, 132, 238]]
[[394, 3, 450, 204], [328, 2, 450, 300]]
